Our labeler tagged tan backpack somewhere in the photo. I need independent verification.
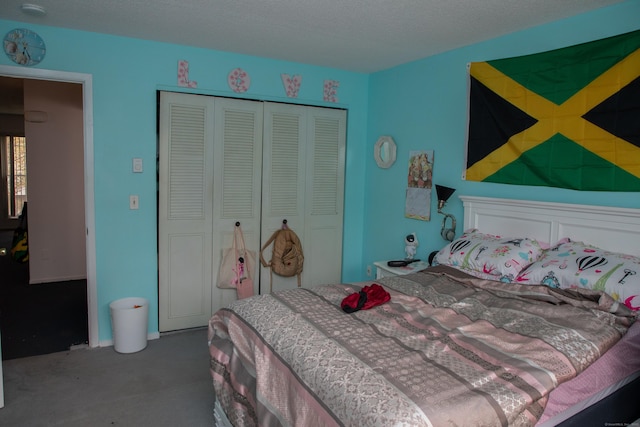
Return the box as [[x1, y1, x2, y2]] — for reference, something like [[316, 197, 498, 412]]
[[260, 223, 304, 291]]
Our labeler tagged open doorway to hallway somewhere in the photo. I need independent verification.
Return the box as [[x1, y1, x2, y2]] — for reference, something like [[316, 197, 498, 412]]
[[0, 76, 88, 359]]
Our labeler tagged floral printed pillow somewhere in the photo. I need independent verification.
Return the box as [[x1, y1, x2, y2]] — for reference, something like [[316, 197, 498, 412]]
[[434, 229, 545, 282], [515, 240, 640, 311]]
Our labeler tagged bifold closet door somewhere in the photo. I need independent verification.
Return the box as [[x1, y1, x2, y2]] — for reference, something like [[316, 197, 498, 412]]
[[260, 103, 346, 292], [158, 92, 215, 331], [159, 92, 345, 331], [211, 98, 263, 312], [260, 102, 306, 292], [159, 93, 263, 331], [302, 105, 346, 287]]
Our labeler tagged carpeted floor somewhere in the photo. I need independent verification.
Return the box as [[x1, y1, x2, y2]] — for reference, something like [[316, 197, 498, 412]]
[[0, 328, 215, 426], [1, 230, 88, 360]]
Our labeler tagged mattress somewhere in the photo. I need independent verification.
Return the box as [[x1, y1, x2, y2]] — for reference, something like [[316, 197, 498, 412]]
[[537, 320, 640, 426]]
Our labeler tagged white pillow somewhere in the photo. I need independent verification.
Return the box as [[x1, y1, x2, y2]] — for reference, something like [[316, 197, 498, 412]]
[[516, 240, 640, 312], [435, 229, 545, 282]]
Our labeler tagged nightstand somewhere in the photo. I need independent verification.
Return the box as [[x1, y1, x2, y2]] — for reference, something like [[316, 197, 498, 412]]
[[373, 260, 430, 279]]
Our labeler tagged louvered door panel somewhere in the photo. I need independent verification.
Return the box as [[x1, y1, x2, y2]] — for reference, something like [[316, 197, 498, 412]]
[[261, 103, 305, 293], [212, 98, 263, 312], [168, 106, 206, 218], [221, 111, 259, 218], [304, 107, 346, 286], [159, 92, 214, 331], [269, 114, 300, 214], [312, 117, 341, 215]]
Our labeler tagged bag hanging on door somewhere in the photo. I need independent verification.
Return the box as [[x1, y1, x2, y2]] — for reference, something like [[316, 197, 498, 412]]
[[236, 277, 254, 300], [217, 223, 256, 298], [259, 220, 304, 292]]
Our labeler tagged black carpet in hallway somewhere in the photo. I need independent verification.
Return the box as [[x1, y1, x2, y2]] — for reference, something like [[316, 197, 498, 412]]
[[1, 233, 88, 360]]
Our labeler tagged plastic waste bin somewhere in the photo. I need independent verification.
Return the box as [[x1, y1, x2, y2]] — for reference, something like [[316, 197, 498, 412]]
[[109, 297, 149, 353]]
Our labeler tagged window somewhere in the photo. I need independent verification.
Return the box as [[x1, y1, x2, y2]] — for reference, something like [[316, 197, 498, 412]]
[[2, 135, 27, 219]]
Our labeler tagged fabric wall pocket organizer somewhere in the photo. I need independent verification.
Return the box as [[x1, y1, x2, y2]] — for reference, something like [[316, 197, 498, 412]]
[[217, 222, 256, 299]]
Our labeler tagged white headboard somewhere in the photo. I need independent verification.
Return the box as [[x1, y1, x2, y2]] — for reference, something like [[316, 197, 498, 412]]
[[460, 196, 640, 256]]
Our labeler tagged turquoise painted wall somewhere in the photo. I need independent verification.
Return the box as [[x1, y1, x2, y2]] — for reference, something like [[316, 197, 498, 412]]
[[365, 0, 640, 268], [0, 20, 369, 342], [2, 0, 639, 343]]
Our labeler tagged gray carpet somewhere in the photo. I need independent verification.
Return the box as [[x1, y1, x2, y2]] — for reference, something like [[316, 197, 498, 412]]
[[0, 328, 214, 426]]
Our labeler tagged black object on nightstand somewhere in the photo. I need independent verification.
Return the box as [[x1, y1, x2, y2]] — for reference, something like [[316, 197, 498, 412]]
[[428, 251, 439, 266], [387, 259, 420, 267]]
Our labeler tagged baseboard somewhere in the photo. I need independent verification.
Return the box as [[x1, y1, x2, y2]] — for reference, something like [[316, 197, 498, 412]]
[[29, 275, 87, 284], [98, 331, 160, 348]]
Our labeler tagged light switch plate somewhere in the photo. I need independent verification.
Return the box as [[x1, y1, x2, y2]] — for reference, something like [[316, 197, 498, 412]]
[[133, 158, 143, 173], [129, 195, 139, 210]]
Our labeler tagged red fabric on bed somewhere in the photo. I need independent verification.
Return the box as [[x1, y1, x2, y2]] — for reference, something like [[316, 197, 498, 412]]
[[341, 283, 390, 313]]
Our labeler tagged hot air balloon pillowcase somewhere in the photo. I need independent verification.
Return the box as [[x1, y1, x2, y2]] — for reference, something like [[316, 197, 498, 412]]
[[515, 239, 640, 312], [434, 229, 546, 282]]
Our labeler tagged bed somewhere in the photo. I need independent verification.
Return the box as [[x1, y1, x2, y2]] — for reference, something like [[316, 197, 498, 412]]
[[208, 196, 640, 426]]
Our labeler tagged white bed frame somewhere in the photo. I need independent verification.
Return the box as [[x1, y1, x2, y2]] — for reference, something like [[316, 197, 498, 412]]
[[460, 196, 640, 256]]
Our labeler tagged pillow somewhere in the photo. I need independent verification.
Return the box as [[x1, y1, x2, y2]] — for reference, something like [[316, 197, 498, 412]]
[[515, 240, 640, 311], [434, 229, 546, 282]]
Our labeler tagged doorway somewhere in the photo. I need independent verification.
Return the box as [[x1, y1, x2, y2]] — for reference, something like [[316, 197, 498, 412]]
[[0, 65, 98, 354], [0, 76, 89, 359]]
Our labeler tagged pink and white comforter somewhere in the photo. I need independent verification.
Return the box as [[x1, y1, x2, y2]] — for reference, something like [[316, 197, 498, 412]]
[[208, 268, 636, 427]]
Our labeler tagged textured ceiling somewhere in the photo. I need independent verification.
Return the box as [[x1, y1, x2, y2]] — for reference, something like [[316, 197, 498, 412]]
[[0, 0, 625, 74]]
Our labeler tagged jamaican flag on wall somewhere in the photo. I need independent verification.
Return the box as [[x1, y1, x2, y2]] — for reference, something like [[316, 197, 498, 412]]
[[465, 30, 640, 191]]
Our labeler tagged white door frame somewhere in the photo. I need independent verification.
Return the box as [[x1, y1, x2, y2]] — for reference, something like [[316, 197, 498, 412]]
[[0, 65, 98, 349]]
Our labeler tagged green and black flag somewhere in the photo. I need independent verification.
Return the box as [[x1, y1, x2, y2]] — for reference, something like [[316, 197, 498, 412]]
[[466, 30, 640, 191]]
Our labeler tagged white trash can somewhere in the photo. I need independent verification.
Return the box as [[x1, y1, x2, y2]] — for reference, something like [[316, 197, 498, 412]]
[[109, 297, 149, 353]]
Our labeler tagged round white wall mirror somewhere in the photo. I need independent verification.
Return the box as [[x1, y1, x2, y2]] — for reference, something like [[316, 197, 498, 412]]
[[374, 136, 396, 168]]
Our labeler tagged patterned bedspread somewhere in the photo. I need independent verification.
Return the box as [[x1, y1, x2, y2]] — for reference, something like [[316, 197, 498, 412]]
[[208, 268, 636, 427]]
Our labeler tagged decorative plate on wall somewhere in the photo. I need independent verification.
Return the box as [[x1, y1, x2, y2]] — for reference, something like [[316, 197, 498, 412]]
[[3, 28, 46, 66], [374, 135, 397, 168]]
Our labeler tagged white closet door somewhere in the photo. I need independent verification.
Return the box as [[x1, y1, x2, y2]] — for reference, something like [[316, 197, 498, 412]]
[[159, 95, 346, 329], [158, 92, 215, 331], [261, 103, 346, 291], [211, 98, 263, 313], [261, 102, 306, 293], [304, 106, 346, 286]]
